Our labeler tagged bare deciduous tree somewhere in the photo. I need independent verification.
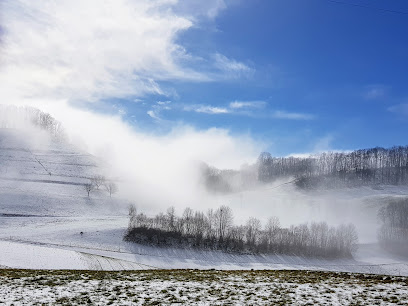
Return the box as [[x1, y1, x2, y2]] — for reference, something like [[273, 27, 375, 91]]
[[246, 217, 261, 246], [84, 182, 94, 197], [215, 205, 233, 241], [105, 181, 118, 197], [128, 204, 137, 228], [91, 175, 106, 190], [166, 206, 176, 231]]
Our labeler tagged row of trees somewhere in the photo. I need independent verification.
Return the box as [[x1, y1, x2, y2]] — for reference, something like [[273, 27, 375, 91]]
[[257, 147, 408, 188], [124, 205, 358, 258], [378, 198, 408, 255], [0, 105, 65, 139]]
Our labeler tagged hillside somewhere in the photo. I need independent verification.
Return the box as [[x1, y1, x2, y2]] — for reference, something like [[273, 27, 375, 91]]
[[0, 128, 125, 216]]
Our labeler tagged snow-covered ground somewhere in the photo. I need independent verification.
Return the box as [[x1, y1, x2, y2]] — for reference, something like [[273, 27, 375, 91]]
[[1, 214, 408, 275], [1, 128, 408, 275]]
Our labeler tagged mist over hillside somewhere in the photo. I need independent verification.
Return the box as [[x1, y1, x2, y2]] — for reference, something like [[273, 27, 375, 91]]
[[0, 105, 407, 272], [0, 106, 130, 217]]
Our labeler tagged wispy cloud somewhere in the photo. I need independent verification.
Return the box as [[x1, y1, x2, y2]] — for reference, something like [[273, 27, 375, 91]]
[[272, 110, 315, 120], [175, 0, 227, 20], [184, 105, 230, 114], [147, 101, 172, 120], [181, 101, 314, 120], [229, 100, 266, 109], [363, 84, 387, 100], [147, 110, 161, 120], [157, 101, 171, 106], [387, 103, 408, 116], [212, 53, 253, 78]]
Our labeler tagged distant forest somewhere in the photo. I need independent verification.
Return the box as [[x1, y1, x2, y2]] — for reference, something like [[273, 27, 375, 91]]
[[124, 205, 358, 259], [203, 146, 408, 191], [0, 105, 64, 139], [378, 198, 408, 256]]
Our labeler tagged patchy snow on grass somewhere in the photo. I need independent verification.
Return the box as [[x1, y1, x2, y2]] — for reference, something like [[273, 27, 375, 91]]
[[0, 269, 407, 305]]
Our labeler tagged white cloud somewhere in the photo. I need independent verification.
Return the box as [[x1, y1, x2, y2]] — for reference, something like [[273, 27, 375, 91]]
[[147, 101, 172, 120], [147, 110, 161, 120], [0, 0, 211, 103], [272, 110, 314, 120], [229, 101, 266, 109], [181, 102, 313, 120], [157, 101, 171, 106]]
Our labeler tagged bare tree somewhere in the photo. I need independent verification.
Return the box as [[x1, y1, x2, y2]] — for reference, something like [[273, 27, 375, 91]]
[[265, 216, 281, 246], [182, 207, 194, 236], [84, 182, 94, 197], [166, 206, 176, 231], [245, 217, 261, 246], [192, 211, 207, 238], [105, 181, 118, 197], [91, 175, 106, 190], [215, 205, 233, 240], [206, 208, 216, 238], [128, 204, 137, 228]]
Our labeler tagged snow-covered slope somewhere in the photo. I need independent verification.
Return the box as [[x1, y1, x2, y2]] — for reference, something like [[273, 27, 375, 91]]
[[1, 127, 408, 275], [0, 128, 127, 216]]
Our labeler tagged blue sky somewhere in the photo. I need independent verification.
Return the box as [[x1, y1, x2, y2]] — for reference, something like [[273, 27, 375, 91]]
[[115, 0, 408, 156], [2, 0, 408, 158]]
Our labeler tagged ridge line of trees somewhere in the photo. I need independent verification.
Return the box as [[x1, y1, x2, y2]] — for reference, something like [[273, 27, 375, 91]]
[[0, 105, 65, 139], [203, 146, 408, 193], [259, 147, 408, 188], [378, 198, 408, 255]]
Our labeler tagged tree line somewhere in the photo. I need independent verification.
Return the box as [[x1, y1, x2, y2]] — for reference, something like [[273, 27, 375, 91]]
[[200, 146, 408, 193], [124, 205, 358, 258], [378, 197, 408, 255], [259, 147, 408, 189], [0, 105, 65, 139]]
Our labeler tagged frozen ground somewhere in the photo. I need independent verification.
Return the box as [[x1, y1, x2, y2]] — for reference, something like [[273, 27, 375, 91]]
[[1, 128, 408, 275], [1, 269, 407, 305]]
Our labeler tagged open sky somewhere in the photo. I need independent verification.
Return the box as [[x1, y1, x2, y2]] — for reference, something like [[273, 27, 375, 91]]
[[1, 0, 408, 157]]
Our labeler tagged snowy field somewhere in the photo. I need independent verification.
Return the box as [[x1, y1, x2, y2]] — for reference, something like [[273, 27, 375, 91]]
[[1, 269, 407, 305], [1, 128, 408, 276]]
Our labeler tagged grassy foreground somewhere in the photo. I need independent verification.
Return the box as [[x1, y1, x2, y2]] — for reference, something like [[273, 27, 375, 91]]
[[0, 269, 407, 305]]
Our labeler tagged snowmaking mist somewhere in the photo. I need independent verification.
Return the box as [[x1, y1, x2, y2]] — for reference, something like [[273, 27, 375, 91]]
[[0, 105, 386, 244], [0, 0, 393, 246]]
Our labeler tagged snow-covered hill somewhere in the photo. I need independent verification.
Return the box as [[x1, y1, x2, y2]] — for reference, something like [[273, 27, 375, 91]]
[[0, 128, 127, 216], [1, 127, 408, 275]]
